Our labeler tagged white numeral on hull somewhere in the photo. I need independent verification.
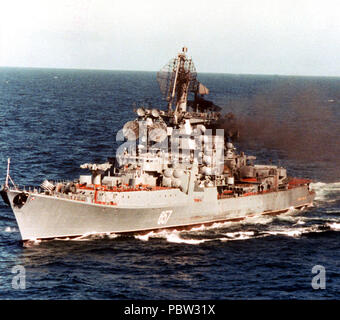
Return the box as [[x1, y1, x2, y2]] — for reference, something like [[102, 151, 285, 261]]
[[157, 210, 173, 225]]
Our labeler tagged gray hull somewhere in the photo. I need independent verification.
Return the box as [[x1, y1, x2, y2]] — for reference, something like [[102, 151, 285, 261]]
[[6, 186, 315, 241]]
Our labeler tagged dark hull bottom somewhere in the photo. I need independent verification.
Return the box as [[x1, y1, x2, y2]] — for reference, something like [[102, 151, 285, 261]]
[[21, 204, 309, 244]]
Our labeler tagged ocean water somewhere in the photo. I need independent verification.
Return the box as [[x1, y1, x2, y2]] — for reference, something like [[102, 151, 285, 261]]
[[0, 67, 340, 299]]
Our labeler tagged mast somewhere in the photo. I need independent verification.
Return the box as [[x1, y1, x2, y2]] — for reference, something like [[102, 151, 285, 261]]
[[5, 158, 10, 188], [174, 47, 190, 114], [168, 55, 180, 112]]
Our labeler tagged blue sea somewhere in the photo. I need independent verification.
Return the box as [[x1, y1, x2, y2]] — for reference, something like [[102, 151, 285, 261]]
[[0, 67, 340, 300]]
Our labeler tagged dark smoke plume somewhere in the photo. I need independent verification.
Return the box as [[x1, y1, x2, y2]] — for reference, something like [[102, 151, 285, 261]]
[[217, 82, 340, 180]]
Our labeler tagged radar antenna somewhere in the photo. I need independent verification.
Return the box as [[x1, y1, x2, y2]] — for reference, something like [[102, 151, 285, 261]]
[[157, 47, 197, 114]]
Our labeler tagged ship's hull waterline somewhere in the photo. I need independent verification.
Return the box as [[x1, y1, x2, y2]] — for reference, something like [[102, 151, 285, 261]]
[[5, 186, 315, 241]]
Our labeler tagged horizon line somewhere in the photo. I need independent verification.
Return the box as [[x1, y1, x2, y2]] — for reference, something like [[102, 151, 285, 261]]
[[1, 65, 340, 79]]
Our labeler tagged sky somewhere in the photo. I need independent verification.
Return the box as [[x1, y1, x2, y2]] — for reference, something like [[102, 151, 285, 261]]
[[1, 0, 340, 76]]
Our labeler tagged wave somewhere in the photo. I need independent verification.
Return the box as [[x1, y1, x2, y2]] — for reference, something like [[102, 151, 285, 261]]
[[21, 219, 340, 247], [328, 222, 340, 231], [131, 212, 340, 245], [310, 181, 340, 202], [65, 232, 119, 241], [3, 226, 18, 233], [263, 225, 323, 238], [22, 239, 42, 247], [165, 233, 209, 245], [220, 231, 260, 241]]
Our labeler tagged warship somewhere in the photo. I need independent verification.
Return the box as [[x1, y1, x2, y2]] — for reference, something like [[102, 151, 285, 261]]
[[1, 47, 315, 242]]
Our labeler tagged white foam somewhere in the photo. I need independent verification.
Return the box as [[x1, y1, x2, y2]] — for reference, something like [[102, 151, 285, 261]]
[[264, 225, 326, 238], [276, 214, 297, 223], [224, 231, 255, 238], [325, 208, 340, 214], [189, 224, 209, 232], [23, 238, 42, 247], [328, 222, 340, 231], [241, 214, 274, 225], [4, 226, 18, 233], [55, 237, 71, 241], [311, 181, 340, 202], [71, 231, 101, 241], [108, 233, 119, 239], [134, 229, 176, 241], [192, 220, 234, 231], [220, 231, 264, 242], [165, 233, 209, 245], [134, 231, 156, 241], [295, 219, 306, 225], [64, 231, 119, 241], [133, 229, 211, 245], [132, 218, 340, 244], [266, 229, 303, 237]]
